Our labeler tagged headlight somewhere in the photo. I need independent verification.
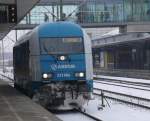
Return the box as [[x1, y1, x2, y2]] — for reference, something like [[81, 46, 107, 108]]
[[43, 73, 48, 79], [58, 55, 67, 61], [42, 73, 52, 79], [75, 72, 85, 78], [60, 56, 66, 61], [79, 72, 84, 77]]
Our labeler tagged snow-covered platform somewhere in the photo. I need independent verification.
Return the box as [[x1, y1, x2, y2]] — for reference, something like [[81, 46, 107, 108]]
[[94, 75, 150, 84], [0, 80, 61, 121]]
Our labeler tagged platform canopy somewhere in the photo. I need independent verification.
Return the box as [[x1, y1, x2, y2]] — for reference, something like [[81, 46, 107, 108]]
[[38, 0, 83, 5], [0, 0, 40, 40], [17, 0, 150, 32], [1, 0, 150, 40]]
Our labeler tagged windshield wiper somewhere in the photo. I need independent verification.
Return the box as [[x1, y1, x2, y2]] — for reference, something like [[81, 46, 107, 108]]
[[43, 45, 48, 53]]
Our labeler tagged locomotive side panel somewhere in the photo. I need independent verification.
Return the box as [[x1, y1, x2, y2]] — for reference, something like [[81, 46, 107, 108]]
[[83, 30, 93, 91]]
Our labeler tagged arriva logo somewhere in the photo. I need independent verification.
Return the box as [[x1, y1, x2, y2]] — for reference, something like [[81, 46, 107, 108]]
[[50, 64, 76, 71]]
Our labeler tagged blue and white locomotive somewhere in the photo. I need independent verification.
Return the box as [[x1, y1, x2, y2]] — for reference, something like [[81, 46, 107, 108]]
[[13, 22, 93, 109]]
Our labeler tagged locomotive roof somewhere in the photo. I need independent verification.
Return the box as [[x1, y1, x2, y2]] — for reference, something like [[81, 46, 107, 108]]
[[14, 22, 83, 47], [38, 21, 83, 38]]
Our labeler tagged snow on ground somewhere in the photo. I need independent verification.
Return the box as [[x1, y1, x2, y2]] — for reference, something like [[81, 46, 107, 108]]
[[0, 69, 149, 121], [0, 67, 14, 86], [0, 67, 14, 80], [94, 82, 150, 100], [56, 112, 95, 121], [94, 80, 150, 91], [94, 75, 150, 84], [83, 98, 150, 121]]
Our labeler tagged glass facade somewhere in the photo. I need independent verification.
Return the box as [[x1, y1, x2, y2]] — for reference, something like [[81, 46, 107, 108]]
[[0, 5, 8, 23], [123, 0, 150, 22], [20, 0, 150, 24], [77, 0, 150, 23], [20, 5, 78, 24], [77, 0, 124, 23]]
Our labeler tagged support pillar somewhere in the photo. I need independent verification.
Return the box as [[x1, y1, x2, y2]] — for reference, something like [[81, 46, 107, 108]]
[[52, 4, 55, 21], [60, 0, 63, 20], [2, 39, 4, 73], [119, 26, 127, 34], [15, 29, 18, 42]]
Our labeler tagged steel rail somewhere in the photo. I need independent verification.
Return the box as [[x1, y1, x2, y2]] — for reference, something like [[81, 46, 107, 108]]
[[94, 77, 150, 87], [94, 80, 150, 92], [1, 74, 103, 120], [0, 74, 14, 81], [94, 88, 150, 109], [76, 109, 102, 121]]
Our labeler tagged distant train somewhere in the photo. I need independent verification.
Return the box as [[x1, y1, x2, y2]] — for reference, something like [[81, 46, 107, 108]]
[[13, 22, 93, 110]]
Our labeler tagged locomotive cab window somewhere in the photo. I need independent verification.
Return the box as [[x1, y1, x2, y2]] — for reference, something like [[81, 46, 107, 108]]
[[40, 37, 84, 54]]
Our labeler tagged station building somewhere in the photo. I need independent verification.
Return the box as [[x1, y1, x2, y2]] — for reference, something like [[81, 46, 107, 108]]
[[92, 33, 150, 79]]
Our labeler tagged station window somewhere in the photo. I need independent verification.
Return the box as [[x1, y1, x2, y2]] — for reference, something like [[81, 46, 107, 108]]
[[0, 4, 17, 23], [0, 5, 8, 23]]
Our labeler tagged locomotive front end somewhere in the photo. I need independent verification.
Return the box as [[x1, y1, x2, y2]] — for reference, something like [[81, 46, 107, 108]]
[[39, 37, 92, 109]]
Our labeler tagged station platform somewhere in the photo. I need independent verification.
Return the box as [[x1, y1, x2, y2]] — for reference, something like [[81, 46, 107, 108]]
[[0, 80, 61, 121], [94, 68, 150, 80]]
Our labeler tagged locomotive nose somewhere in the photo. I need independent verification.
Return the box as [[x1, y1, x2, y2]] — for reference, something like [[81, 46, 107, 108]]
[[40, 53, 86, 81]]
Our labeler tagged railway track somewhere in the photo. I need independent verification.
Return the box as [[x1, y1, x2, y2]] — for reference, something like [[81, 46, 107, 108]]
[[3, 73, 150, 115], [55, 109, 102, 121], [77, 109, 102, 121], [94, 76, 150, 88], [93, 76, 150, 109], [1, 74, 103, 121], [94, 88, 150, 109], [0, 73, 14, 81], [94, 80, 150, 92]]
